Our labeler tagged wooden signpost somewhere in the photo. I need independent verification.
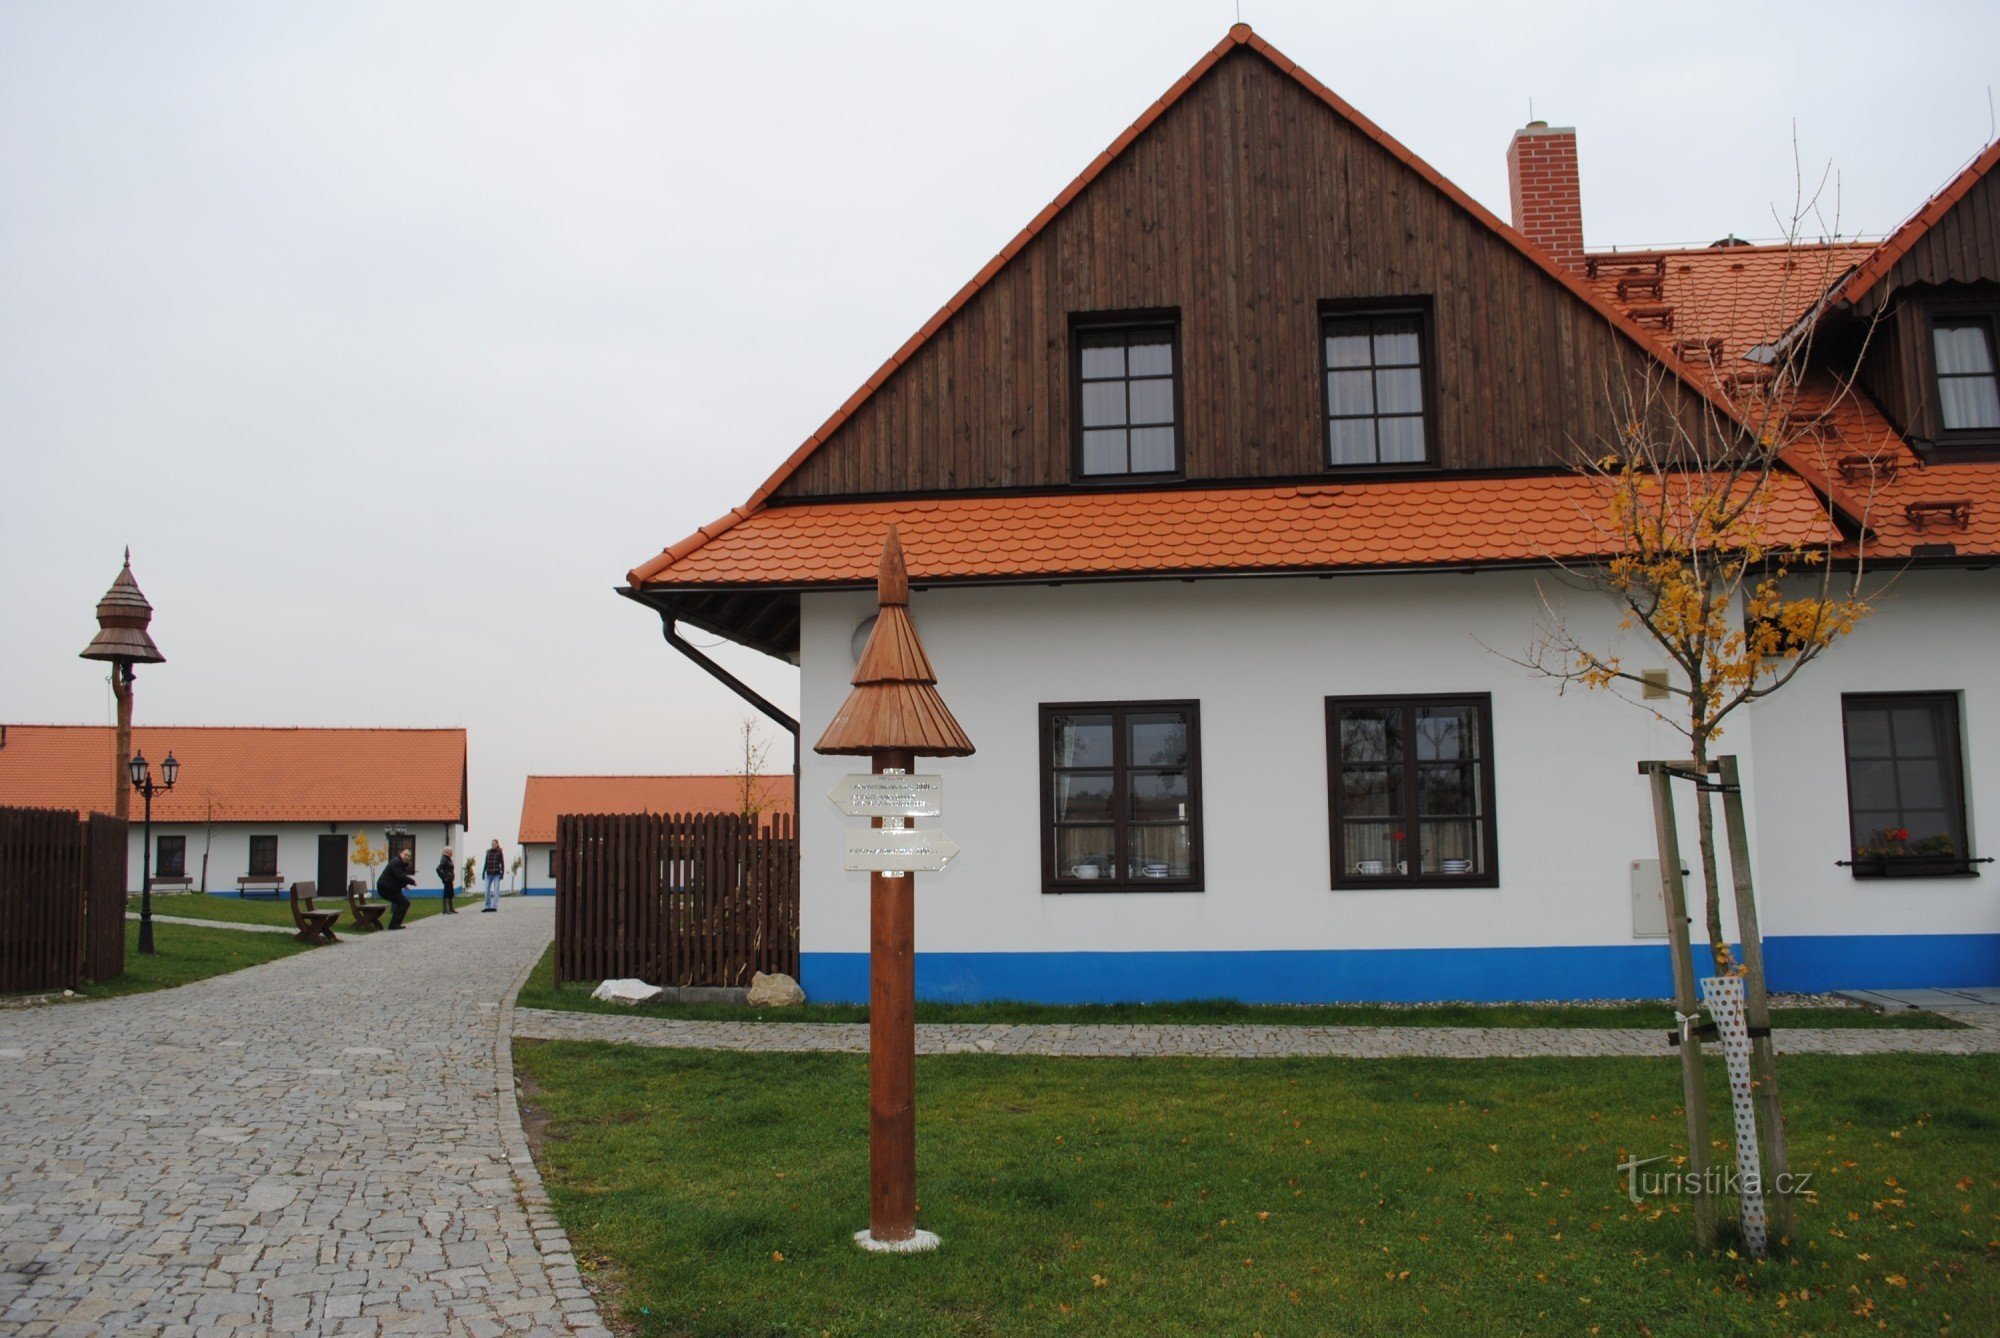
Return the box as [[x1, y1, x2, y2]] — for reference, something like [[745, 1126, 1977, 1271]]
[[815, 527, 973, 1253]]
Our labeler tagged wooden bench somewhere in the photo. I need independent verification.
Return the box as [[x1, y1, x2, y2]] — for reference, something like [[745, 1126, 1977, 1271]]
[[288, 881, 341, 944], [346, 879, 388, 932], [147, 875, 194, 893], [238, 875, 286, 899]]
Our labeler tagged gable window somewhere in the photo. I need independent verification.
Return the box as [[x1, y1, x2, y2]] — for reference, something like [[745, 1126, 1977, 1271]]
[[1322, 308, 1431, 466], [247, 835, 278, 877], [1841, 693, 1974, 877], [1074, 317, 1180, 479], [1041, 701, 1202, 891], [1933, 311, 2000, 436], [1327, 695, 1496, 888], [156, 835, 186, 879]]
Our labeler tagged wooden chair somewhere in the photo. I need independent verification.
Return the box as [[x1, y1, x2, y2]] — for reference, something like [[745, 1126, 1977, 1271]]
[[346, 879, 388, 932], [288, 881, 341, 944]]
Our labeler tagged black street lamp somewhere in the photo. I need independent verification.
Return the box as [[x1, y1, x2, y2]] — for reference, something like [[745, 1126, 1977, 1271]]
[[129, 748, 179, 955]]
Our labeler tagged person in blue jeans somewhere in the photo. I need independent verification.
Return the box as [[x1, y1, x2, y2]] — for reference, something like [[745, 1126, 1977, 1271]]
[[482, 839, 505, 912]]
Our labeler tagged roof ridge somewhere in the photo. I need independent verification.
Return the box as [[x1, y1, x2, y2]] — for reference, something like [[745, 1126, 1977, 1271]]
[[3, 723, 467, 734], [524, 773, 786, 781], [627, 24, 1755, 588], [1833, 137, 2000, 309]]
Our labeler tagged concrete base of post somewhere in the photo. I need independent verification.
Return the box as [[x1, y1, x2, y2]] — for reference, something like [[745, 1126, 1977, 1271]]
[[853, 1228, 940, 1254]]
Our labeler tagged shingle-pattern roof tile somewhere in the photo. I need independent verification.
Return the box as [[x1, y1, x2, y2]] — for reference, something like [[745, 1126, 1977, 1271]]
[[0, 726, 467, 824], [634, 476, 1839, 589], [516, 775, 793, 844]]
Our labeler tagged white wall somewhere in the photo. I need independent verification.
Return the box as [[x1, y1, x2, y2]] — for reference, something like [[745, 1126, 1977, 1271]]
[[798, 571, 1738, 958], [1748, 567, 2000, 939], [129, 821, 460, 894], [523, 842, 556, 892]]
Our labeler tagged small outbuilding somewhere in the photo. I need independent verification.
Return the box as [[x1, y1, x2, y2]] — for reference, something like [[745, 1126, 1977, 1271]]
[[516, 774, 793, 895]]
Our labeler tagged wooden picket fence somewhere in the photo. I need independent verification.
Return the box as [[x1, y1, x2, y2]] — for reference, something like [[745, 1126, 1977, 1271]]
[[0, 805, 128, 994], [554, 811, 799, 989]]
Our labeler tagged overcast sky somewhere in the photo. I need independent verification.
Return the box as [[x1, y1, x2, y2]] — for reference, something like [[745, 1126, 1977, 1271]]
[[5, 0, 1997, 845]]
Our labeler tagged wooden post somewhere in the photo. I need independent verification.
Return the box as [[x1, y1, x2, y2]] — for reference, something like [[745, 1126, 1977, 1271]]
[[112, 666, 133, 821], [1717, 754, 1793, 1241], [815, 527, 973, 1253], [1642, 761, 1716, 1249], [869, 748, 918, 1241]]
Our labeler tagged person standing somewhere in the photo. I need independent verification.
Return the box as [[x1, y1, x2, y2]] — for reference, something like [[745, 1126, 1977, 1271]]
[[378, 846, 417, 929], [482, 839, 505, 913], [437, 846, 457, 914]]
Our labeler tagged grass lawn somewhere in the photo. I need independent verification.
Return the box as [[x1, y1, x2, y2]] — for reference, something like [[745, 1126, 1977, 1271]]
[[517, 946, 1960, 1030], [153, 891, 446, 927], [516, 1042, 2000, 1336], [66, 920, 317, 999]]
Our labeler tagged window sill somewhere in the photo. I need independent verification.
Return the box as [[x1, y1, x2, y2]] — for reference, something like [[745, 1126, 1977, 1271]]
[[1044, 882, 1203, 895], [1846, 855, 1982, 880], [1332, 876, 1499, 891]]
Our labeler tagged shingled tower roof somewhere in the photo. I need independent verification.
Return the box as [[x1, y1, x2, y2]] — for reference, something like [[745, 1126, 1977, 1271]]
[[78, 551, 165, 666], [813, 527, 974, 758]]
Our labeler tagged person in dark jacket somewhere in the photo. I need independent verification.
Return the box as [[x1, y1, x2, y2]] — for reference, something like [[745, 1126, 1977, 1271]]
[[378, 848, 417, 929], [436, 847, 457, 914], [482, 840, 506, 913]]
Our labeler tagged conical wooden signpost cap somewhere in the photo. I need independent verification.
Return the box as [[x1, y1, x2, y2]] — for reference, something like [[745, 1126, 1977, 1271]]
[[814, 527, 974, 758], [80, 549, 166, 665]]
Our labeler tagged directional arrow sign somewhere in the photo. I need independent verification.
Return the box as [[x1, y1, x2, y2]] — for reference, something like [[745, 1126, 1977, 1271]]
[[844, 826, 961, 873], [829, 773, 943, 818]]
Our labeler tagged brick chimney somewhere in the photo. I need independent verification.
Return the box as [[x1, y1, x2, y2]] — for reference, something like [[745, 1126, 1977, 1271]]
[[1506, 122, 1585, 273]]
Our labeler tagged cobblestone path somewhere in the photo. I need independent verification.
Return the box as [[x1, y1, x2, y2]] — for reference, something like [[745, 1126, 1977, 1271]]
[[0, 899, 606, 1337], [513, 1005, 2000, 1059]]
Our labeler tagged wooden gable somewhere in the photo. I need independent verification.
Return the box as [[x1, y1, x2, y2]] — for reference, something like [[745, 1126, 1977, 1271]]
[[774, 41, 1715, 501]]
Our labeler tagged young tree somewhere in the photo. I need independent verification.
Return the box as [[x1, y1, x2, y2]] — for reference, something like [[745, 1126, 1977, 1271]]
[[351, 831, 388, 888], [737, 717, 776, 824], [197, 791, 218, 894]]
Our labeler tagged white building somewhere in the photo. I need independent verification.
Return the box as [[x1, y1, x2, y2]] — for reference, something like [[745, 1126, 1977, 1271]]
[[0, 725, 468, 897], [619, 28, 1999, 1003]]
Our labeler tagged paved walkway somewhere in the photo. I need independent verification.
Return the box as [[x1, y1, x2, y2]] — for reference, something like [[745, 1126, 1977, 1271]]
[[513, 1004, 2000, 1059], [0, 899, 605, 1337], [124, 913, 296, 935]]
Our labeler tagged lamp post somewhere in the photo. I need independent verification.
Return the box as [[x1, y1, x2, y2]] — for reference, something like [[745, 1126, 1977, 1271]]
[[129, 749, 179, 955]]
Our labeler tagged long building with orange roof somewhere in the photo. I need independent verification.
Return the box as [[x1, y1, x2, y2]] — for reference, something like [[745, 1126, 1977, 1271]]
[[515, 774, 793, 895], [621, 26, 1999, 1003], [0, 725, 468, 897]]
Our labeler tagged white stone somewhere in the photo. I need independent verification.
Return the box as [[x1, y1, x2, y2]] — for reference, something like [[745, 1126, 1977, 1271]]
[[854, 1227, 941, 1253], [746, 972, 805, 1008], [589, 978, 662, 1006]]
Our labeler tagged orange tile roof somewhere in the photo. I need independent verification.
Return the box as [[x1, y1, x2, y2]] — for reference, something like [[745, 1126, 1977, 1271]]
[[517, 774, 794, 844], [632, 475, 1841, 589], [627, 23, 1746, 590], [0, 726, 467, 824], [1582, 243, 1876, 363], [1584, 240, 2000, 561]]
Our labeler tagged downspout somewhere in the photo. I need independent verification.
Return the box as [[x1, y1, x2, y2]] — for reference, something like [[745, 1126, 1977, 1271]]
[[656, 614, 802, 819]]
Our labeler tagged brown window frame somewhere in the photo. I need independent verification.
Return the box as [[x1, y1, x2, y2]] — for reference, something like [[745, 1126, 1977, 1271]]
[[1326, 693, 1499, 890], [1319, 299, 1439, 471], [1924, 303, 2000, 453], [247, 834, 279, 878], [1840, 691, 1977, 878], [1070, 311, 1185, 483], [156, 834, 186, 879], [1040, 700, 1204, 894]]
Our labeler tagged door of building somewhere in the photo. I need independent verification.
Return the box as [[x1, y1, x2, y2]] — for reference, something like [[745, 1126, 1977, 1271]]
[[318, 834, 349, 899]]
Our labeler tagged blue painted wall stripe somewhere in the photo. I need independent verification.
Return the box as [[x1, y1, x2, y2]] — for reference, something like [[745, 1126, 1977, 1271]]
[[799, 934, 2000, 1004]]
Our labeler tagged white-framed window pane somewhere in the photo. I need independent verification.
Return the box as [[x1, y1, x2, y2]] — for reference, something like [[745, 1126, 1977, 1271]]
[[1129, 427, 1176, 473], [1082, 429, 1128, 476]]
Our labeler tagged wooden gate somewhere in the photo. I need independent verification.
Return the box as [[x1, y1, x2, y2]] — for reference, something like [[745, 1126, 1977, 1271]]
[[0, 805, 128, 993], [554, 811, 799, 989]]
